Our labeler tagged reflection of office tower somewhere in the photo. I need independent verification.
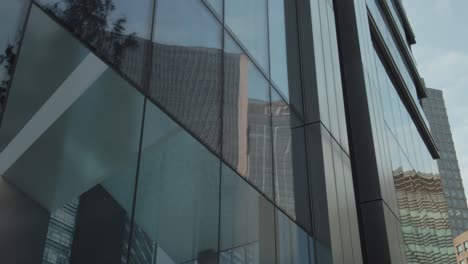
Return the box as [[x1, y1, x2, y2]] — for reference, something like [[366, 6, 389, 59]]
[[423, 88, 468, 237], [394, 169, 455, 264], [42, 199, 78, 264]]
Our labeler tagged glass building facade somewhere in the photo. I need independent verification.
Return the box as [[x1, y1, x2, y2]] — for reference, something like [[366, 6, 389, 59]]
[[423, 88, 468, 237], [0, 0, 456, 263]]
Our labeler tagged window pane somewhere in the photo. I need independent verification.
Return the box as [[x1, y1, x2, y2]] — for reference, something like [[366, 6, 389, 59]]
[[272, 89, 311, 231], [131, 101, 220, 263], [276, 210, 310, 263], [223, 33, 273, 198], [0, 0, 29, 113], [205, 0, 223, 18], [268, 0, 289, 98], [225, 0, 269, 73], [0, 6, 89, 151], [149, 0, 222, 153], [37, 0, 154, 87], [220, 164, 276, 263], [0, 8, 146, 263]]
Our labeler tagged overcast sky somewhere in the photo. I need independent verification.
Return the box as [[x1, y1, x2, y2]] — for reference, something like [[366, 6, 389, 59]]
[[403, 0, 468, 197]]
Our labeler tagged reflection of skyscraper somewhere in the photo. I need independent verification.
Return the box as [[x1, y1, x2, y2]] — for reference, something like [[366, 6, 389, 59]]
[[423, 88, 468, 237], [42, 200, 78, 264], [394, 168, 455, 264]]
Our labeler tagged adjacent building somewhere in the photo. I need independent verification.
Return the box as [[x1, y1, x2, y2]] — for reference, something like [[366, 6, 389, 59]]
[[423, 87, 468, 237], [0, 0, 458, 263], [454, 231, 468, 264]]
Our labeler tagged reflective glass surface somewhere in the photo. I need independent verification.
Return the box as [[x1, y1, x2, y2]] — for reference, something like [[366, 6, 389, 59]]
[[0, 0, 29, 114], [225, 0, 269, 73], [276, 210, 310, 263], [149, 0, 222, 153], [37, 0, 154, 87], [268, 0, 289, 98], [223, 33, 273, 198], [0, 6, 89, 152], [272, 89, 311, 231], [0, 7, 145, 264], [220, 164, 276, 264], [131, 100, 220, 264]]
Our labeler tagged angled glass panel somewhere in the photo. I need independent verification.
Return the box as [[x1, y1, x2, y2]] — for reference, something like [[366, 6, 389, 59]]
[[272, 89, 311, 231], [225, 0, 269, 73], [131, 101, 220, 263], [149, 0, 222, 153], [223, 33, 273, 198], [268, 0, 289, 99], [0, 8, 146, 263], [205, 0, 223, 19], [220, 164, 276, 263], [37, 0, 154, 88], [0, 6, 89, 152], [0, 0, 29, 114], [276, 210, 310, 263]]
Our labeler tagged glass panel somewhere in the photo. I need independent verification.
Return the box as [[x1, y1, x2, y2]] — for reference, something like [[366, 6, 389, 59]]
[[149, 0, 222, 153], [0, 0, 29, 114], [272, 89, 311, 231], [268, 0, 289, 98], [131, 101, 220, 263], [37, 0, 154, 87], [205, 0, 223, 18], [0, 9, 146, 264], [225, 0, 269, 73], [276, 210, 310, 263], [0, 6, 89, 151], [223, 33, 273, 198], [220, 164, 276, 263]]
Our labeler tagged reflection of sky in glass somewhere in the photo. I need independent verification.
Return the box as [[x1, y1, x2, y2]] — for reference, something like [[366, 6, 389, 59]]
[[154, 0, 222, 49], [226, 0, 269, 72], [108, 0, 153, 38], [225, 33, 268, 101]]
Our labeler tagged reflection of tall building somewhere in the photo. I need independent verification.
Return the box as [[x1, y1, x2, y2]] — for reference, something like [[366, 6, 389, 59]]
[[423, 88, 468, 237], [394, 168, 455, 264], [454, 231, 468, 263], [42, 200, 78, 264]]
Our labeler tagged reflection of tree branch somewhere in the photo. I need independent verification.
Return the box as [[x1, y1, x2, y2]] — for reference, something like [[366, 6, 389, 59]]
[[44, 0, 138, 67], [0, 44, 17, 111]]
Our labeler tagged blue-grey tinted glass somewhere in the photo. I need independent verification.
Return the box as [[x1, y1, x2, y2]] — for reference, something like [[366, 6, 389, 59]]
[[276, 210, 310, 263], [225, 0, 269, 73], [37, 0, 154, 87], [0, 0, 29, 114], [223, 33, 273, 198], [268, 0, 289, 98], [205, 0, 223, 18], [131, 101, 220, 263], [220, 164, 276, 263], [0, 11, 145, 261], [0, 6, 89, 152], [271, 89, 311, 230], [149, 0, 222, 153]]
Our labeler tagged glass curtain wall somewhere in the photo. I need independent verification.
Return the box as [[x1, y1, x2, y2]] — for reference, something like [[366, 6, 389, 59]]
[[0, 0, 337, 263]]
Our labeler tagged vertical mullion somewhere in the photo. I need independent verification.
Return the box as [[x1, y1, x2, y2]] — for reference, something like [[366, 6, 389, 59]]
[[125, 0, 158, 261]]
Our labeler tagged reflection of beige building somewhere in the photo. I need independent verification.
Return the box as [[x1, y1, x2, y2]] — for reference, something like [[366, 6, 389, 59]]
[[394, 168, 456, 263], [454, 231, 468, 264]]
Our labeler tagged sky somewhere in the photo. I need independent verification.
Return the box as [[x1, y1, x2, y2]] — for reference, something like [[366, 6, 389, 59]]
[[402, 0, 468, 197]]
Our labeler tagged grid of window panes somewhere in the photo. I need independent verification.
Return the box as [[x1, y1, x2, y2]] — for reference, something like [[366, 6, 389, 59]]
[[423, 88, 468, 237], [366, 0, 429, 127], [0, 0, 363, 263]]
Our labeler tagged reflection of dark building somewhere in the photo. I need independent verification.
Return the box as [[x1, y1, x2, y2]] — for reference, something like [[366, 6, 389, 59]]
[[423, 88, 468, 237]]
